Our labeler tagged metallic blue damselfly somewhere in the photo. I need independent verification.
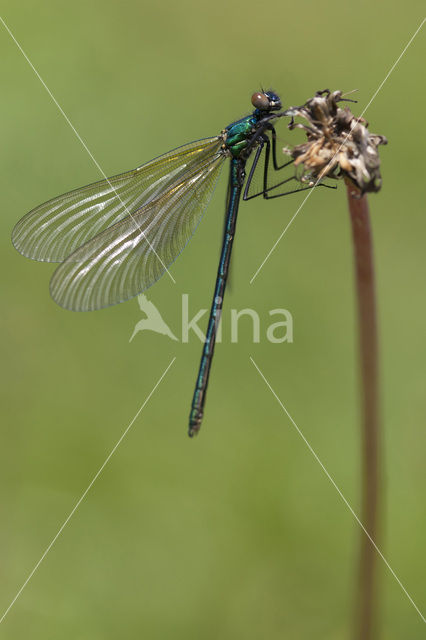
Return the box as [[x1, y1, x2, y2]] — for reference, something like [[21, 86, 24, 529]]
[[12, 90, 329, 436]]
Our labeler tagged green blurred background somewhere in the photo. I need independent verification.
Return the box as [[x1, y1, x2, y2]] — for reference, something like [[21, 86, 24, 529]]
[[1, 1, 425, 638]]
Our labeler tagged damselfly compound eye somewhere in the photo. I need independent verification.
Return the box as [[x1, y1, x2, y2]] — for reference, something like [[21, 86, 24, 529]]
[[251, 92, 270, 110]]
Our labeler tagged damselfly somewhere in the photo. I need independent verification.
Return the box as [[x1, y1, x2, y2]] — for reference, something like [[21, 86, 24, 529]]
[[12, 90, 331, 436]]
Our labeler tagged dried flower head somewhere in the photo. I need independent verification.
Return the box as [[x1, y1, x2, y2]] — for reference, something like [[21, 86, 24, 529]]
[[283, 90, 387, 196]]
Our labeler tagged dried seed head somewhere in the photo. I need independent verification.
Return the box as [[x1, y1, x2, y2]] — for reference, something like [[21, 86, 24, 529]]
[[283, 90, 387, 196]]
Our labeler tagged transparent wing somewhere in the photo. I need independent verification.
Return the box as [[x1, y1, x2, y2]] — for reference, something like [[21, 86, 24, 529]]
[[12, 137, 222, 263], [50, 151, 225, 311]]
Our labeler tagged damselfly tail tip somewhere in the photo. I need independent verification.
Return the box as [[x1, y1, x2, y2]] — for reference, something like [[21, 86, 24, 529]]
[[188, 415, 202, 438]]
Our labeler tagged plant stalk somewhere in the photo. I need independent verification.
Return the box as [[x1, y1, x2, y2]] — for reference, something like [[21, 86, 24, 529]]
[[346, 181, 381, 640]]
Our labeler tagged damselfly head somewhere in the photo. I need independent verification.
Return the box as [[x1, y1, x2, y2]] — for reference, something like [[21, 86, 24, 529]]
[[251, 90, 281, 112]]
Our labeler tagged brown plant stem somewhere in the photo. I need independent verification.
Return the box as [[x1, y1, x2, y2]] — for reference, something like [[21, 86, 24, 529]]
[[346, 180, 381, 640]]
